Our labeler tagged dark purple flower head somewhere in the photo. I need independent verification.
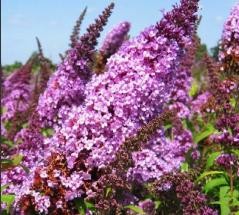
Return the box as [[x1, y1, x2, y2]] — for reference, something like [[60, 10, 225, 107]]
[[1, 58, 34, 139], [76, 3, 115, 63], [216, 153, 237, 169], [139, 199, 155, 215], [69, 7, 87, 48]]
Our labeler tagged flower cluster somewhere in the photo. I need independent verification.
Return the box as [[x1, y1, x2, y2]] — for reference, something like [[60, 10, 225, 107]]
[[95, 21, 131, 74], [152, 172, 217, 215], [1, 59, 34, 139], [37, 3, 114, 127], [216, 153, 237, 169], [99, 21, 130, 58], [219, 3, 239, 74]]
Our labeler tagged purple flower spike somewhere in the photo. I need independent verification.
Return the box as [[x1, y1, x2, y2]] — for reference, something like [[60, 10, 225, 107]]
[[99, 21, 131, 58]]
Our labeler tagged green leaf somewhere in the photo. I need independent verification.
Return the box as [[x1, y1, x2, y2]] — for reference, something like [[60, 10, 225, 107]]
[[182, 119, 195, 134], [189, 81, 199, 97], [125, 205, 146, 214], [12, 154, 23, 166], [2, 140, 14, 147], [1, 184, 9, 193], [74, 199, 95, 214], [1, 159, 12, 165], [20, 164, 30, 174], [219, 186, 230, 215], [74, 198, 86, 215], [105, 187, 112, 198], [0, 209, 8, 215], [1, 194, 15, 203], [232, 149, 239, 158], [22, 122, 28, 128], [163, 123, 172, 130], [196, 171, 225, 182], [4, 121, 12, 131], [231, 200, 239, 207], [154, 200, 161, 209], [235, 211, 239, 215], [1, 106, 7, 114], [220, 186, 230, 197], [206, 152, 221, 169], [230, 98, 236, 108], [180, 162, 189, 172], [204, 177, 228, 193], [85, 201, 96, 211], [42, 128, 54, 137], [1, 194, 15, 213], [231, 190, 239, 206], [194, 123, 216, 144]]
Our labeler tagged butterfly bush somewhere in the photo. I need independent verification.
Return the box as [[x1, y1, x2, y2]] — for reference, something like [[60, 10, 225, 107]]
[[1, 60, 33, 139], [99, 21, 130, 58], [1, 3, 114, 212], [207, 2, 239, 149], [95, 21, 131, 74], [37, 3, 114, 127], [3, 0, 239, 214], [219, 3, 239, 64], [36, 49, 91, 127], [44, 0, 198, 180], [1, 1, 199, 213]]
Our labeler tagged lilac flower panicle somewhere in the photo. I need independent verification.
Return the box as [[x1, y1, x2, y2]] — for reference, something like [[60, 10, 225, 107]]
[[99, 21, 131, 58], [138, 199, 155, 215], [191, 91, 212, 114], [39, 0, 198, 186], [37, 50, 90, 127], [37, 3, 114, 126], [95, 21, 131, 74], [1, 60, 33, 138], [219, 2, 239, 60], [216, 153, 237, 169], [70, 7, 87, 48]]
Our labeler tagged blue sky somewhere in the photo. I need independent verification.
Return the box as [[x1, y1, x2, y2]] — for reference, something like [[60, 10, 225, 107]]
[[1, 0, 238, 65]]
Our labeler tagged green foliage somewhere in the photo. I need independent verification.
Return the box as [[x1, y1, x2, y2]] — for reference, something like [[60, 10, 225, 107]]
[[2, 61, 22, 74], [196, 171, 225, 183], [1, 194, 15, 213], [193, 123, 217, 144], [1, 154, 23, 170], [204, 177, 228, 193], [1, 185, 15, 213], [180, 162, 189, 172], [210, 187, 239, 215], [210, 43, 220, 60], [74, 198, 96, 214], [41, 128, 54, 137], [189, 80, 199, 97], [195, 39, 208, 61], [206, 152, 221, 169], [125, 205, 146, 214]]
